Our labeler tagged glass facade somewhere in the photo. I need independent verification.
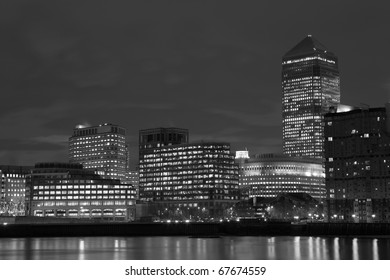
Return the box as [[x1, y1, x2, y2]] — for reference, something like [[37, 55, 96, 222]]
[[69, 123, 129, 182], [282, 35, 340, 159]]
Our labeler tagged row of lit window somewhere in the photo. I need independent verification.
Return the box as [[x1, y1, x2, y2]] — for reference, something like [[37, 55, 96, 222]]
[[33, 185, 133, 190], [141, 180, 237, 187], [157, 146, 230, 152], [0, 174, 26, 178], [34, 190, 128, 195], [33, 210, 126, 217], [34, 200, 134, 207], [35, 200, 128, 207], [71, 134, 124, 140], [140, 166, 237, 172], [32, 195, 134, 200]]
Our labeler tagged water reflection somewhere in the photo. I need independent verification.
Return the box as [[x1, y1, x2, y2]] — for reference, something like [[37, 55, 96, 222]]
[[293, 236, 301, 259], [373, 239, 378, 260], [333, 238, 340, 260], [0, 236, 389, 260], [267, 237, 275, 259], [352, 238, 359, 260], [79, 239, 85, 260], [308, 236, 314, 260]]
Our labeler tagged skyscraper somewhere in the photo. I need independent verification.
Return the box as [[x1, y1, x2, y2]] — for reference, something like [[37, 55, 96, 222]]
[[69, 123, 129, 182], [282, 35, 340, 159]]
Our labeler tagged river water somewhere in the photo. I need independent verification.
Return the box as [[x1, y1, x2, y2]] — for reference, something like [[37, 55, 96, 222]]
[[0, 236, 389, 260]]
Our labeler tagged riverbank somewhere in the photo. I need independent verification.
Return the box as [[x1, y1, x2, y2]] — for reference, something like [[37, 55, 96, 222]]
[[1, 220, 390, 238]]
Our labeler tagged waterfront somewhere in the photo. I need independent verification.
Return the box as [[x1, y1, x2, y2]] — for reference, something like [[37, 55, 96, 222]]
[[0, 236, 389, 260]]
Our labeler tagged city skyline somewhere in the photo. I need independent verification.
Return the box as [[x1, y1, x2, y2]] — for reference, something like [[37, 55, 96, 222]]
[[1, 1, 390, 168]]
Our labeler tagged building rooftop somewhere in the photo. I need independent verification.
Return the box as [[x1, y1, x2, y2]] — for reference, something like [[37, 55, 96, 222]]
[[283, 35, 335, 59], [249, 153, 323, 164], [34, 162, 84, 170], [325, 106, 386, 117]]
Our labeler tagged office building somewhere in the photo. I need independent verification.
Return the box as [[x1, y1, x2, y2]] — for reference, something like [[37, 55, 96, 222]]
[[237, 153, 325, 201], [0, 165, 31, 216], [324, 104, 390, 222], [282, 35, 340, 159], [127, 170, 139, 199], [69, 123, 129, 182], [139, 127, 189, 149], [25, 162, 136, 221], [139, 128, 239, 218]]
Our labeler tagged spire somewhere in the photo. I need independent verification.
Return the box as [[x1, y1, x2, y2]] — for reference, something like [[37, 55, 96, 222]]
[[283, 35, 334, 59]]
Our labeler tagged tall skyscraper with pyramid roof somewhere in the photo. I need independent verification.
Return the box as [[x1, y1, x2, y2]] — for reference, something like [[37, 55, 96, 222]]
[[282, 35, 340, 159]]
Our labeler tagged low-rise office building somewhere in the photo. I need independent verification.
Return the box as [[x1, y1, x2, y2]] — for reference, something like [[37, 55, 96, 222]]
[[25, 162, 136, 221], [237, 153, 325, 201], [0, 165, 32, 216]]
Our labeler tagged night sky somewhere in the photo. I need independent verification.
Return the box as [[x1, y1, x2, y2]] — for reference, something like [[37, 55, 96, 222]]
[[1, 0, 390, 168]]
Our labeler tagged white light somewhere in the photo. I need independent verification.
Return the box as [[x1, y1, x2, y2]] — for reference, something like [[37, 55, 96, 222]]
[[337, 104, 355, 113], [235, 151, 249, 159], [76, 124, 87, 129]]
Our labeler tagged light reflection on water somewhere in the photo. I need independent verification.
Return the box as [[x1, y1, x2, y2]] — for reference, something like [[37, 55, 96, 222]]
[[333, 238, 340, 260], [0, 236, 389, 260], [373, 239, 378, 260]]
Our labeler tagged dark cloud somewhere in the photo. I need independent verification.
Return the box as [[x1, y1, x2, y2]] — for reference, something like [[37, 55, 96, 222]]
[[0, 137, 66, 152], [0, 0, 390, 166]]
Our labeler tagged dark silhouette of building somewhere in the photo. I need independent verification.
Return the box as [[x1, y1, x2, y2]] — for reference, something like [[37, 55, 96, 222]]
[[324, 104, 390, 222], [139, 127, 189, 149], [282, 35, 340, 159], [233, 193, 322, 221]]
